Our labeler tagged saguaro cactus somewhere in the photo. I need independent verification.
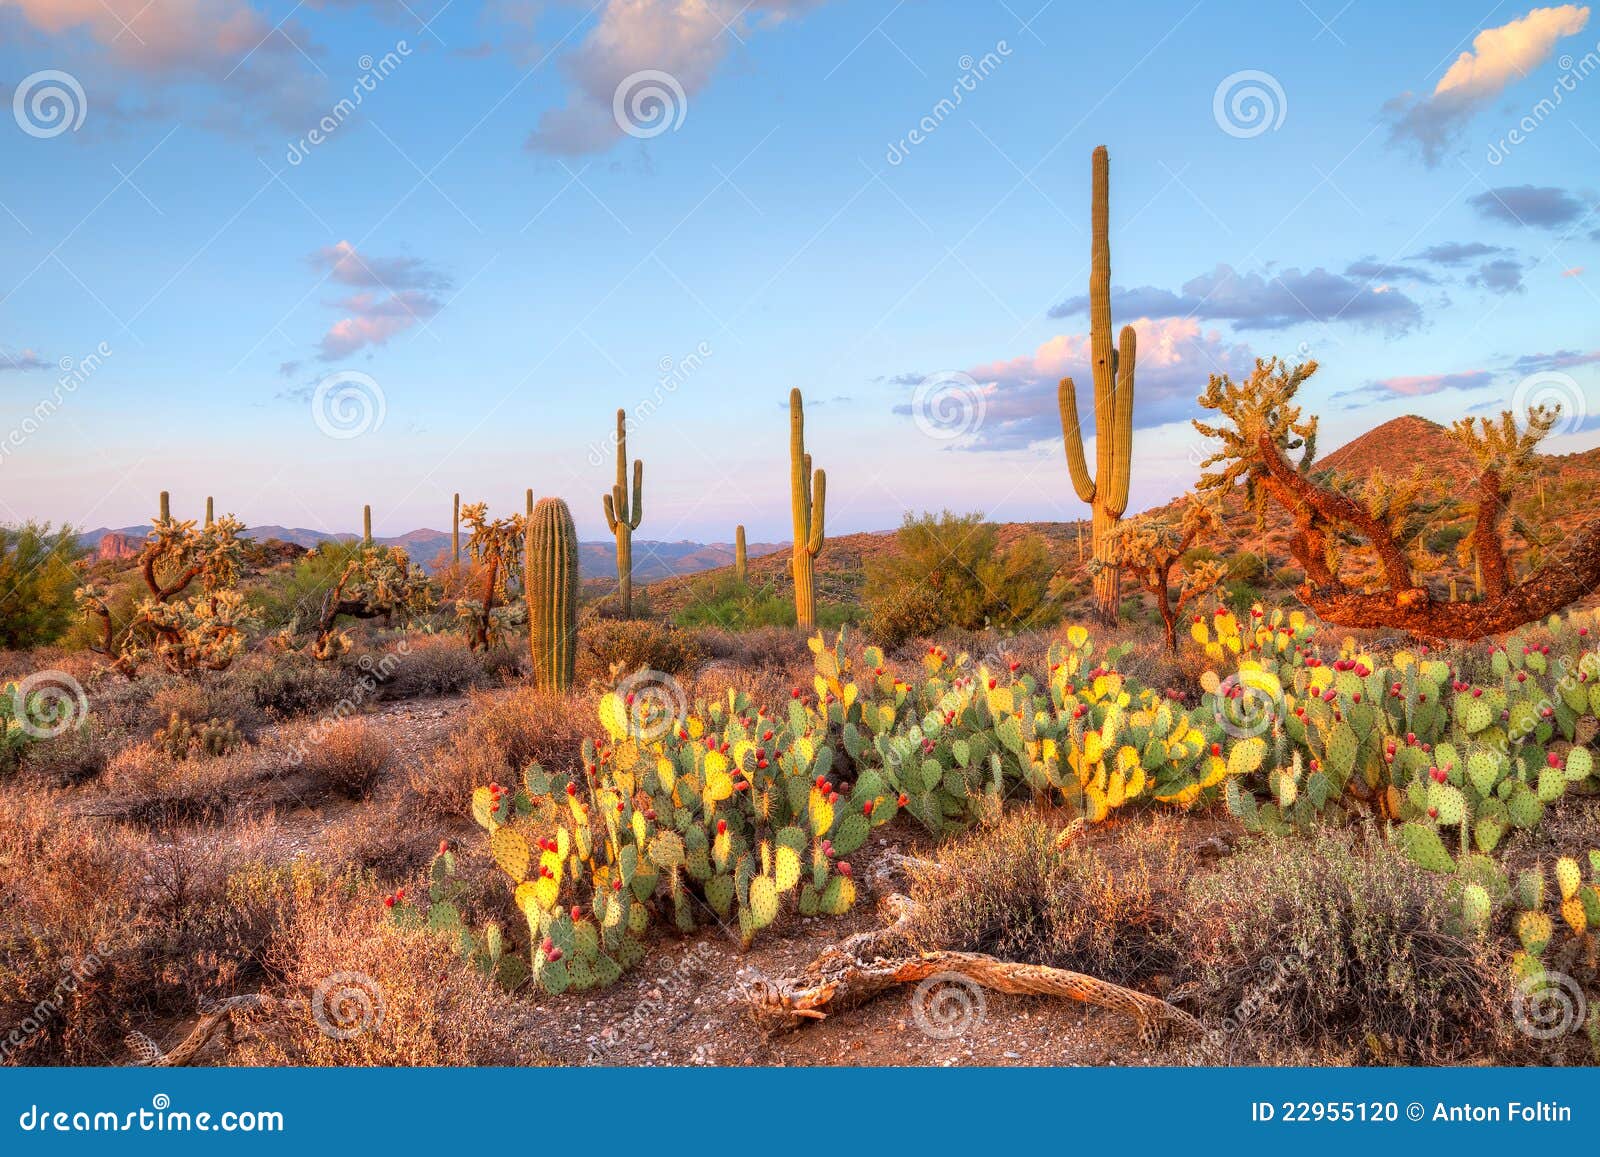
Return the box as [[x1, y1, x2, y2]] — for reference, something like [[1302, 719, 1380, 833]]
[[526, 488, 534, 518], [452, 493, 461, 564], [1058, 145, 1136, 625], [735, 524, 747, 585], [363, 505, 373, 546], [527, 497, 578, 692], [204, 496, 213, 528], [602, 409, 644, 618], [789, 388, 826, 630], [159, 491, 171, 522]]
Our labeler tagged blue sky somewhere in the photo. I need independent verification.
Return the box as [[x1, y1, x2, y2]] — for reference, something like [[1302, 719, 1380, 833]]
[[1, 0, 1597, 542]]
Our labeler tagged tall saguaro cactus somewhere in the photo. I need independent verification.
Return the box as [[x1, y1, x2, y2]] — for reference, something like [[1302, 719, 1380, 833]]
[[204, 496, 214, 528], [602, 409, 644, 618], [526, 488, 534, 518], [788, 388, 826, 630], [159, 491, 171, 523], [734, 524, 747, 586], [1058, 145, 1136, 624], [452, 493, 461, 564], [362, 505, 373, 546], [527, 497, 578, 692]]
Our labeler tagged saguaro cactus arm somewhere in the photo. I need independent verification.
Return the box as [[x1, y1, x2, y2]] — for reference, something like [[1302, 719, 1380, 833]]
[[1057, 378, 1097, 503]]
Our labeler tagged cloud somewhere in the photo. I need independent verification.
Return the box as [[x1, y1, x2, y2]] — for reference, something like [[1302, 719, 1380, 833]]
[[1384, 5, 1591, 165], [1469, 184, 1591, 228], [1409, 241, 1509, 265], [1563, 266, 1585, 276], [308, 242, 451, 360], [311, 241, 452, 292], [2, 0, 324, 130], [0, 347, 51, 372], [900, 317, 1253, 451], [1344, 257, 1439, 285], [1370, 370, 1496, 396], [1509, 348, 1600, 373], [1468, 257, 1527, 294], [1050, 263, 1424, 334], [525, 0, 822, 155]]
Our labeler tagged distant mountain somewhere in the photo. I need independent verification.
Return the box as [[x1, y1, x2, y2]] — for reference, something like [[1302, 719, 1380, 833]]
[[76, 525, 787, 583]]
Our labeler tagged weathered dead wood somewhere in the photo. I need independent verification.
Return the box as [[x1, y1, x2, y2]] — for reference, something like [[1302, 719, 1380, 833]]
[[125, 994, 303, 1067], [745, 893, 1202, 1045]]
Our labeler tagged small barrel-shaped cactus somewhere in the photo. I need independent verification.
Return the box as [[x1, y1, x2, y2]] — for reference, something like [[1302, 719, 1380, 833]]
[[527, 497, 578, 692]]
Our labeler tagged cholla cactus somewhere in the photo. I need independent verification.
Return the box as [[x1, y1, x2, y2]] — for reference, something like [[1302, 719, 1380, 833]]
[[1194, 358, 1600, 638], [76, 511, 257, 677], [312, 544, 434, 660], [1100, 497, 1226, 651], [453, 501, 525, 651]]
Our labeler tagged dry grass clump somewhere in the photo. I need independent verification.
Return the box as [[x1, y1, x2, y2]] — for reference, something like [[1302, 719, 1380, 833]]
[[294, 718, 392, 800], [905, 811, 1195, 986], [576, 618, 701, 686], [232, 874, 533, 1067], [1180, 827, 1508, 1063], [411, 686, 590, 819], [377, 633, 507, 699]]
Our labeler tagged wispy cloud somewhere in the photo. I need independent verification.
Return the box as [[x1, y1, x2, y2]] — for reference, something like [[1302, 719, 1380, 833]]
[[1344, 257, 1439, 285], [1369, 370, 1495, 396], [1384, 4, 1591, 165], [0, 347, 51, 373], [1050, 264, 1425, 335], [1409, 241, 1509, 265], [308, 242, 451, 361], [526, 0, 823, 155], [1468, 257, 1527, 294]]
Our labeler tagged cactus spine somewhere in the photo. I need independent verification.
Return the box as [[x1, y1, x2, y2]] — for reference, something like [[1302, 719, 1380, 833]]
[[363, 504, 373, 546], [789, 388, 826, 630], [735, 524, 747, 585], [452, 493, 461, 564], [527, 497, 578, 692], [1058, 145, 1135, 624], [601, 409, 643, 618], [204, 496, 213, 528], [159, 491, 170, 522]]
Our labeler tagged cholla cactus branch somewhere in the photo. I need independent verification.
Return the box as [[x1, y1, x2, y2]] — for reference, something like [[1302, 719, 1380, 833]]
[[1101, 497, 1225, 650], [1194, 360, 1600, 638]]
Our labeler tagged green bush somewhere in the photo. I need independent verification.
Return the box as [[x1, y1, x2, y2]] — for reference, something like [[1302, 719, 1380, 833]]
[[674, 575, 794, 630], [0, 523, 85, 649], [865, 510, 1057, 634]]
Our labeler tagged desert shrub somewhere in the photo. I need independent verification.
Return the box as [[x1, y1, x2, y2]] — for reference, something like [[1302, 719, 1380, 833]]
[[234, 873, 529, 1066], [904, 811, 1193, 986], [14, 715, 114, 785], [694, 625, 812, 670], [1181, 828, 1507, 1062], [0, 523, 85, 649], [674, 575, 794, 630], [576, 618, 701, 685], [865, 511, 1058, 635], [242, 652, 351, 718], [411, 687, 589, 819], [864, 584, 941, 649], [297, 718, 391, 799], [377, 633, 495, 698]]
